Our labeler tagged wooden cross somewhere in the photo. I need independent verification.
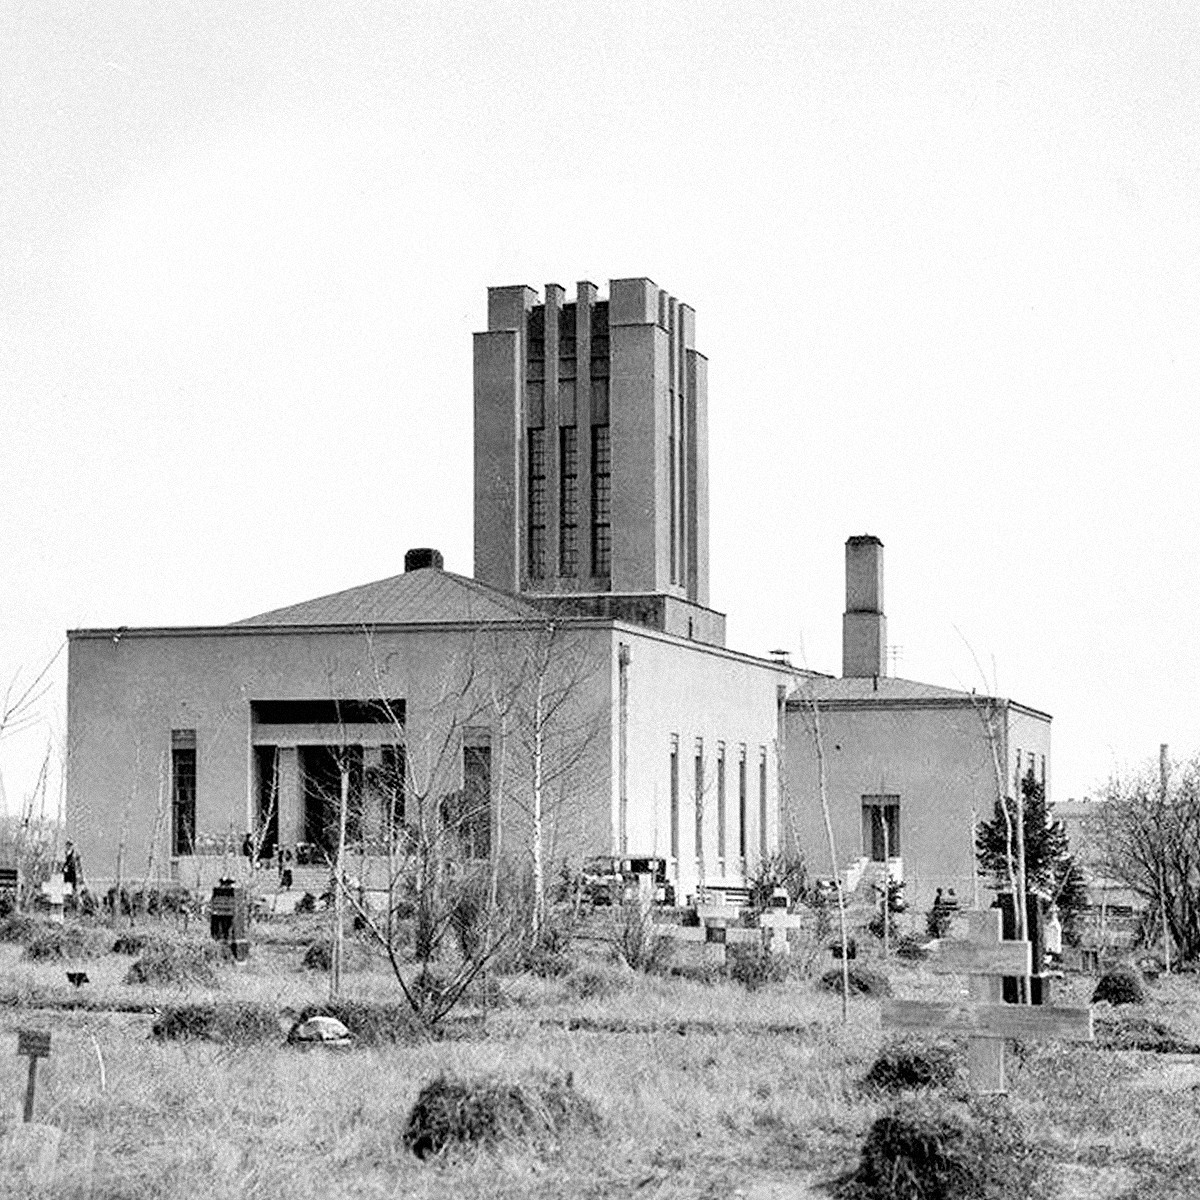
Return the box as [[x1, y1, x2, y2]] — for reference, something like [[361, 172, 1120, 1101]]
[[17, 1029, 51, 1122], [881, 909, 1092, 1092]]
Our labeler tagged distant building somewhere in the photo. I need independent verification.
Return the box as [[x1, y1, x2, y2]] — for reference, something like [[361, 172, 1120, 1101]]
[[67, 277, 1052, 913]]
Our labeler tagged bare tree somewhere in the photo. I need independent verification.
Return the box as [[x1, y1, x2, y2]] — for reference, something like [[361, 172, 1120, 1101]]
[[481, 620, 605, 941], [1087, 751, 1200, 964]]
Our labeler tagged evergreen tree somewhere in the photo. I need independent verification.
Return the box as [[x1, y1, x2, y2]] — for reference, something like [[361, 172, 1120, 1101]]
[[976, 774, 1089, 940]]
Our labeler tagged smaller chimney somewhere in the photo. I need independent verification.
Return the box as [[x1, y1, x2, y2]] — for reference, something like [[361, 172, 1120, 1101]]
[[404, 548, 443, 572], [842, 535, 887, 678]]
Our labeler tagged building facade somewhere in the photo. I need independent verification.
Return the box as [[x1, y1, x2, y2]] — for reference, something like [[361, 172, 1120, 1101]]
[[66, 277, 1053, 914], [783, 536, 1052, 910]]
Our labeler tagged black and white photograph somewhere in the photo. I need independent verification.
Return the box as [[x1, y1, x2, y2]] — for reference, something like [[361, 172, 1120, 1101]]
[[2, 4, 1199, 1196]]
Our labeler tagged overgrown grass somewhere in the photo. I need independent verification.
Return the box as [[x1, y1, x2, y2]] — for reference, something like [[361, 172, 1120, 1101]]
[[3, 914, 1200, 1198]]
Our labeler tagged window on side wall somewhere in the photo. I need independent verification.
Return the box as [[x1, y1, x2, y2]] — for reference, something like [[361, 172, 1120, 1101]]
[[171, 729, 197, 857]]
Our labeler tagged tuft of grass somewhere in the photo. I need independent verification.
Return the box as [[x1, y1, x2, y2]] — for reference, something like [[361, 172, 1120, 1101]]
[[302, 940, 333, 971], [894, 934, 931, 962], [111, 930, 169, 956], [1093, 967, 1147, 1006], [819, 965, 891, 998], [726, 943, 790, 991], [22, 922, 108, 960], [607, 904, 674, 974], [1094, 1013, 1200, 1054], [843, 1097, 1048, 1199], [563, 965, 625, 1001], [402, 1071, 600, 1158], [152, 1001, 281, 1044], [124, 942, 222, 985], [0, 912, 49, 944], [862, 1041, 959, 1094]]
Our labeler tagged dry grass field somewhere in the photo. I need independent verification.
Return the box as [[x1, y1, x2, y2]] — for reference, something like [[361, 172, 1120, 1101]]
[[2, 909, 1200, 1200]]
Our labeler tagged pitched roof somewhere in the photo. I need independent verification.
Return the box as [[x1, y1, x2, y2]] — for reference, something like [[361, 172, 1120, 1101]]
[[232, 568, 547, 628], [797, 676, 978, 703]]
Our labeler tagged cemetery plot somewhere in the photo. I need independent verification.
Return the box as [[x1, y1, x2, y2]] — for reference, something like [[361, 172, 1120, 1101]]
[[882, 908, 1092, 1092]]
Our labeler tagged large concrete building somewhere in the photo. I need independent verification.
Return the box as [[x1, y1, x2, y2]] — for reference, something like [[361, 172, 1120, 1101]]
[[67, 277, 1051, 912]]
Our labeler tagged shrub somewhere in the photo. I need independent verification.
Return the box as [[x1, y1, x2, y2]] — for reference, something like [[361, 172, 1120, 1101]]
[[1094, 1014, 1200, 1054], [0, 912, 47, 944], [668, 960, 723, 986], [152, 1002, 280, 1045], [863, 1041, 959, 1093], [829, 936, 857, 960], [302, 941, 332, 971], [726, 942, 789, 991], [895, 934, 931, 961], [23, 923, 107, 961], [748, 849, 808, 912], [402, 1072, 600, 1159], [848, 1097, 1047, 1200], [563, 965, 623, 1001], [608, 903, 674, 974], [294, 1000, 423, 1046], [294, 892, 317, 915], [1092, 967, 1147, 1006], [818, 965, 891, 997], [124, 942, 222, 985], [111, 931, 168, 956]]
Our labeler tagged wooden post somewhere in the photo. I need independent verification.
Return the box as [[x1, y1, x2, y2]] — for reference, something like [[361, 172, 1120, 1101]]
[[17, 1030, 51, 1122], [882, 909, 1091, 1093]]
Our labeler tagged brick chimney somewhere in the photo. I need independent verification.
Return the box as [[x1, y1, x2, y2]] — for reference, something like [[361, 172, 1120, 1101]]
[[842, 535, 886, 678]]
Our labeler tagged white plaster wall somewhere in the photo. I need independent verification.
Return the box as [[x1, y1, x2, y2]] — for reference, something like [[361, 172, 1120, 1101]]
[[785, 700, 1050, 910]]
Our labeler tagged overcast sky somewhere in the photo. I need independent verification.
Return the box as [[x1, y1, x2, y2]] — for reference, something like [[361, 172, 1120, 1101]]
[[3, 2, 1198, 815]]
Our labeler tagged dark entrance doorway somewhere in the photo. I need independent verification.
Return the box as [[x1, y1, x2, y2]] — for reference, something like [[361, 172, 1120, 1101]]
[[300, 745, 363, 857], [862, 795, 900, 862], [254, 746, 280, 859]]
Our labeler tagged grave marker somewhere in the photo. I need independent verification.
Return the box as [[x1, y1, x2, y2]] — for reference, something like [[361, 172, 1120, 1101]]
[[881, 908, 1092, 1092], [17, 1029, 51, 1122]]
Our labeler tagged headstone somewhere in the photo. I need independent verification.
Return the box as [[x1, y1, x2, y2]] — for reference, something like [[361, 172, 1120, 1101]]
[[41, 875, 65, 925], [882, 908, 1092, 1093]]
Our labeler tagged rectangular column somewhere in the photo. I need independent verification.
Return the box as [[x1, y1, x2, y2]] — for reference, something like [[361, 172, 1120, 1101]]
[[277, 747, 303, 847]]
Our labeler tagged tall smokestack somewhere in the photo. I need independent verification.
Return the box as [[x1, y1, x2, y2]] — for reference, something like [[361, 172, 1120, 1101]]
[[842, 535, 887, 678]]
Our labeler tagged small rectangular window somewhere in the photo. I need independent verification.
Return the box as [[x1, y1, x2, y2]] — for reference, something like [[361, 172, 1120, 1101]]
[[171, 729, 197, 857]]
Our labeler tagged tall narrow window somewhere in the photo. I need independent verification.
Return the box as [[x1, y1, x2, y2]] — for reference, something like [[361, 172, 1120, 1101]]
[[694, 739, 704, 862], [738, 747, 747, 860], [669, 391, 677, 582], [528, 429, 547, 579], [559, 426, 578, 576], [591, 424, 611, 577], [758, 747, 768, 858], [669, 735, 679, 860], [716, 743, 726, 865], [460, 743, 492, 860], [171, 729, 197, 857]]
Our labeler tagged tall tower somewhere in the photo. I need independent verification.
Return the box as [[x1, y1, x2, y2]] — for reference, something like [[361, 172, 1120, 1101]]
[[474, 278, 724, 644]]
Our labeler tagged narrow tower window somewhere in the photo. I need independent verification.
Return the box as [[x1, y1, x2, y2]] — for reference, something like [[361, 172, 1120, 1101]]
[[591, 424, 611, 578], [528, 428, 547, 579], [559, 426, 578, 576], [669, 734, 679, 861]]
